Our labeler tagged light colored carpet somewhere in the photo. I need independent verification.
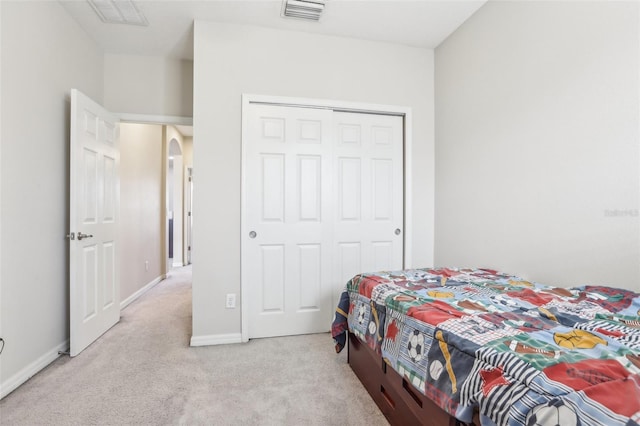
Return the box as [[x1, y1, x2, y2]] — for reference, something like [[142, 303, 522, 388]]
[[0, 266, 388, 425]]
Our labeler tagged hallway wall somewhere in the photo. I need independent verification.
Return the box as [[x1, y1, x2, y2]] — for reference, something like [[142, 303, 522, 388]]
[[120, 123, 165, 305]]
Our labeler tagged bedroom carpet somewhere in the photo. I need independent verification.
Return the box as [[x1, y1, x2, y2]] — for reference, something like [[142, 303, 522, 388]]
[[0, 266, 388, 425]]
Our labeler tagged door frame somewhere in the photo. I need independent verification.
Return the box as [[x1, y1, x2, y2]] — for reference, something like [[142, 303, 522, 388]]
[[185, 166, 193, 265], [240, 94, 413, 343]]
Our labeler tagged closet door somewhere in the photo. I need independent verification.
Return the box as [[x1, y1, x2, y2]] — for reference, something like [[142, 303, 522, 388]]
[[332, 112, 404, 301], [244, 104, 333, 338], [243, 103, 404, 339]]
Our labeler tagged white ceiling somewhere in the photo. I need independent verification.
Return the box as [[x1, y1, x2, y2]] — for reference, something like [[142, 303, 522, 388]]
[[59, 0, 487, 60]]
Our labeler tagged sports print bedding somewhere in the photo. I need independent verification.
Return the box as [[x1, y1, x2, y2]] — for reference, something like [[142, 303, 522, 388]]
[[331, 268, 640, 426]]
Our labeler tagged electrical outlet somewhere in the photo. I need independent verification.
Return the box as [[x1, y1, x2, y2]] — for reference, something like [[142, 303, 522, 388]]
[[226, 293, 236, 309], [145, 261, 149, 271]]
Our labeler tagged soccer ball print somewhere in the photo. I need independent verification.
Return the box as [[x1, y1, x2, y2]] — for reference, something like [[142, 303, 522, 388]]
[[408, 329, 425, 362], [347, 295, 372, 341], [357, 304, 367, 326], [526, 400, 580, 426]]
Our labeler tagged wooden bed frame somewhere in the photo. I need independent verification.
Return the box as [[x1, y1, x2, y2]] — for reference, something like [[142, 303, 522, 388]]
[[348, 332, 479, 426]]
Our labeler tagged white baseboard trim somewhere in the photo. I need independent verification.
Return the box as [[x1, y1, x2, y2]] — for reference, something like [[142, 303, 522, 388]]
[[120, 275, 165, 310], [0, 339, 69, 400], [190, 333, 242, 347]]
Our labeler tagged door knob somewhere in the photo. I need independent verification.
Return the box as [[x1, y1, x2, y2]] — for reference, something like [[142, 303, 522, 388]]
[[249, 231, 257, 239], [394, 228, 401, 235], [77, 232, 93, 240]]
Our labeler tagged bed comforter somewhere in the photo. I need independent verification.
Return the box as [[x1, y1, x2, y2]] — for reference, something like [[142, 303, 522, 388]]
[[331, 267, 640, 426]]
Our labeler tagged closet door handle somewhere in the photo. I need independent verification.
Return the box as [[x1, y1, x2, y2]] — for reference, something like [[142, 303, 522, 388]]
[[249, 231, 257, 239], [394, 228, 401, 235]]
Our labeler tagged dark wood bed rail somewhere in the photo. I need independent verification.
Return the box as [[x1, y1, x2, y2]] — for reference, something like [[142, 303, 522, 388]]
[[348, 332, 478, 426]]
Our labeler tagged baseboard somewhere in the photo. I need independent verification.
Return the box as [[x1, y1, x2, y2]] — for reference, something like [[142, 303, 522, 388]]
[[120, 275, 165, 310], [190, 333, 242, 347], [0, 339, 69, 400]]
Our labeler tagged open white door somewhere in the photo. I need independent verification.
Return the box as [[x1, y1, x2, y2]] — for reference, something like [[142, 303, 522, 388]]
[[69, 89, 120, 357]]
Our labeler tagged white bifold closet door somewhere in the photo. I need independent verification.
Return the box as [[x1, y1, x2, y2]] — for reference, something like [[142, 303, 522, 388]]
[[332, 112, 404, 300], [243, 103, 403, 339]]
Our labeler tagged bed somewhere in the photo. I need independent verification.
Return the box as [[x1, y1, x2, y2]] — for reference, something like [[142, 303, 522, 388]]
[[331, 268, 640, 426]]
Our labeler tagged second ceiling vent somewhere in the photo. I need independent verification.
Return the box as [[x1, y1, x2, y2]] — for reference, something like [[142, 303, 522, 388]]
[[282, 0, 326, 22]]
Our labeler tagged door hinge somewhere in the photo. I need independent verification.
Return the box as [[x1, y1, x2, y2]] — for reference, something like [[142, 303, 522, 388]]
[[66, 232, 75, 240]]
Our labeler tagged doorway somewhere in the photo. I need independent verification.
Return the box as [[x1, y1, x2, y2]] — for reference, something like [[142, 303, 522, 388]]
[[68, 99, 194, 358], [117, 122, 193, 300]]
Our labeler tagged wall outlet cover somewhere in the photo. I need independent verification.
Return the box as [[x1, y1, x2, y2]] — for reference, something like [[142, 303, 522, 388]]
[[226, 293, 236, 309]]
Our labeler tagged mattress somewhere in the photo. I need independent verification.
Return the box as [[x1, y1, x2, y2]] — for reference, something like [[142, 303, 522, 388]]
[[331, 267, 640, 426]]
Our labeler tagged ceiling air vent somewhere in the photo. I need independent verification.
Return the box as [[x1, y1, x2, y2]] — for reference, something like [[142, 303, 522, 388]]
[[282, 0, 326, 22], [87, 0, 148, 26]]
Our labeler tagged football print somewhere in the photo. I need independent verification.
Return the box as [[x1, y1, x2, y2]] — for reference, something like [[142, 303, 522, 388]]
[[427, 290, 455, 298]]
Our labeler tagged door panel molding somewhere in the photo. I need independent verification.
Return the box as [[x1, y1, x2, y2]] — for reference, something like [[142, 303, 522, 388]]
[[70, 89, 121, 356], [241, 94, 413, 343]]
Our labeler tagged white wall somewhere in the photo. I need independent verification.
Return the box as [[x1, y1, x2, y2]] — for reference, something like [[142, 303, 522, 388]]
[[119, 123, 164, 304], [104, 54, 193, 117], [0, 0, 4, 385], [0, 1, 104, 396], [435, 1, 640, 290], [183, 136, 193, 167], [192, 22, 435, 340]]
